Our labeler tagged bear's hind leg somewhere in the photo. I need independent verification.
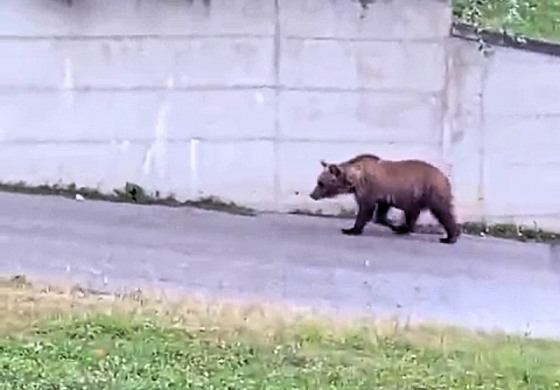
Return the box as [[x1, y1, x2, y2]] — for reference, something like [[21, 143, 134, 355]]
[[429, 202, 460, 244]]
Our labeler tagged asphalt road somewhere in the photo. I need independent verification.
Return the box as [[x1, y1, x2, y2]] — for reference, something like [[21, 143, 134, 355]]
[[1, 191, 559, 339]]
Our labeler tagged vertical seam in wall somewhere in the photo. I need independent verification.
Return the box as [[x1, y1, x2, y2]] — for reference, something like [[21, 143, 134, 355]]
[[440, 37, 452, 175], [477, 54, 491, 222], [440, 0, 454, 179], [272, 0, 281, 209]]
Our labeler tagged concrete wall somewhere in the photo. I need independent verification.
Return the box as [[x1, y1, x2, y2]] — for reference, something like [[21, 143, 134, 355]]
[[447, 37, 560, 229], [0, 0, 558, 229]]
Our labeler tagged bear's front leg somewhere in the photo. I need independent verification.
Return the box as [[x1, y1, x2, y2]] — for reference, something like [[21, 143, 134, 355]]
[[341, 203, 375, 236]]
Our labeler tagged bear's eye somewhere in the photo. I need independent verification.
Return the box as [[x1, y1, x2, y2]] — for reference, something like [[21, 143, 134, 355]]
[[318, 181, 324, 188]]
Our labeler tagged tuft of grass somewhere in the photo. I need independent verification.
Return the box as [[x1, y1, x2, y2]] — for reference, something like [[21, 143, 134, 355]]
[[0, 181, 257, 217], [461, 221, 559, 243], [453, 0, 560, 41], [288, 208, 356, 219], [183, 195, 257, 216], [1, 275, 560, 388], [289, 208, 560, 244]]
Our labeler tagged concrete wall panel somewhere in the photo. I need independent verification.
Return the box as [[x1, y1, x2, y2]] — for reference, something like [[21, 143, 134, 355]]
[[278, 90, 441, 143], [195, 141, 275, 207], [280, 40, 446, 92], [484, 50, 560, 117], [0, 0, 275, 37], [279, 0, 451, 40], [0, 90, 276, 142], [0, 142, 192, 197], [484, 116, 560, 164], [0, 38, 274, 89]]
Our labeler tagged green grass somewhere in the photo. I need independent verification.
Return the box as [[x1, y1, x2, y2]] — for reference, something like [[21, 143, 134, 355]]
[[453, 0, 560, 41], [1, 276, 560, 389]]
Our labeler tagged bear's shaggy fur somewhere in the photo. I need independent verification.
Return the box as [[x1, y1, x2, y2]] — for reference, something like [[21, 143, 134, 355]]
[[309, 154, 460, 244]]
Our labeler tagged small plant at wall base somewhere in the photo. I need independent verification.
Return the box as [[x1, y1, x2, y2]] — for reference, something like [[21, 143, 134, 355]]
[[0, 181, 257, 217], [460, 222, 558, 243], [453, 0, 560, 41], [289, 209, 559, 243]]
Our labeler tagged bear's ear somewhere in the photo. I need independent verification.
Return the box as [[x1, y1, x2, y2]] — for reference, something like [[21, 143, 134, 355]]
[[328, 164, 341, 177], [320, 159, 328, 168]]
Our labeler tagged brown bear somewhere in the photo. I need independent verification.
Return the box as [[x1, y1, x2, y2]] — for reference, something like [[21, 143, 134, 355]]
[[309, 153, 460, 244]]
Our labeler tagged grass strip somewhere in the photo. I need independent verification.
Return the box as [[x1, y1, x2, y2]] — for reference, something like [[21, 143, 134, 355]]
[[0, 276, 559, 389], [453, 0, 560, 41]]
